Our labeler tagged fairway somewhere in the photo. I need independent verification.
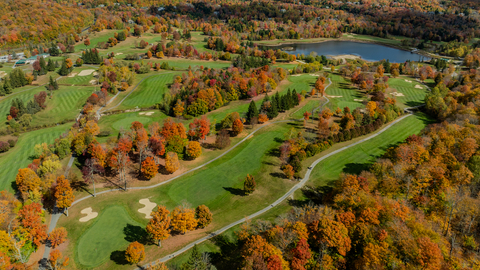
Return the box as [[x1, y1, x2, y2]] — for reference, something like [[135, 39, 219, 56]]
[[117, 72, 181, 110], [76, 205, 144, 268], [0, 124, 71, 191], [388, 77, 429, 109], [0, 87, 45, 128], [308, 113, 433, 186], [32, 86, 93, 125], [327, 73, 365, 110]]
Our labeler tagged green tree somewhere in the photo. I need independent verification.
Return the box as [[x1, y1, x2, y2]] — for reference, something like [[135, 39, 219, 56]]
[[181, 245, 208, 270], [58, 61, 69, 76], [246, 100, 259, 123]]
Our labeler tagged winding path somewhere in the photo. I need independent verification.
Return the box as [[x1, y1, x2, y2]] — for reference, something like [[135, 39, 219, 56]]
[[141, 112, 413, 268]]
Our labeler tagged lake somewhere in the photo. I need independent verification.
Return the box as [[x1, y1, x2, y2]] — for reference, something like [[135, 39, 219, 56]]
[[272, 41, 429, 63]]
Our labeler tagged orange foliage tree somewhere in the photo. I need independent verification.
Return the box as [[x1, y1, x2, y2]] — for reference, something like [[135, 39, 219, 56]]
[[186, 141, 202, 160], [141, 157, 158, 179], [146, 205, 171, 247], [165, 152, 180, 174], [232, 118, 244, 136], [171, 206, 198, 234], [48, 227, 67, 249], [125, 241, 145, 264], [15, 168, 41, 198], [54, 176, 75, 216]]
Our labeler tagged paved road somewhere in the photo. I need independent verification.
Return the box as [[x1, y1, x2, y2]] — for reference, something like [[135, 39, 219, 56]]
[[141, 113, 413, 267]]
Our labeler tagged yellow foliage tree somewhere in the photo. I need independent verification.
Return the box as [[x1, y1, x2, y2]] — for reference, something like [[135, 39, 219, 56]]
[[171, 206, 197, 234], [165, 152, 179, 174], [146, 206, 171, 247]]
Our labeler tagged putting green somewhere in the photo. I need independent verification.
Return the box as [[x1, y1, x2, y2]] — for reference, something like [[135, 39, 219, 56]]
[[76, 205, 143, 267], [112, 116, 152, 131]]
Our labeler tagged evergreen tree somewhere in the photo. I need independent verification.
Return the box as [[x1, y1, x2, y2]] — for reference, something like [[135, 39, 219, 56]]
[[0, 84, 5, 96], [292, 89, 299, 106], [268, 97, 278, 119], [3, 79, 12, 94], [39, 57, 47, 75], [13, 98, 26, 117], [287, 89, 293, 108], [48, 76, 58, 90], [47, 59, 55, 71], [55, 61, 60, 68], [181, 245, 208, 270], [246, 100, 259, 123], [275, 92, 282, 111], [58, 61, 69, 76]]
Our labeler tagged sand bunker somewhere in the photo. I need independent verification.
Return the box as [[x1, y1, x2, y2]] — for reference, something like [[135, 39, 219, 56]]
[[405, 80, 412, 83], [354, 99, 363, 102], [78, 69, 95, 76], [89, 80, 97, 85], [93, 72, 98, 76], [327, 95, 343, 98], [291, 74, 302, 77], [391, 92, 405, 97], [415, 85, 423, 89], [309, 74, 320, 77], [145, 112, 154, 116], [79, 207, 98, 222], [138, 198, 157, 219], [115, 53, 123, 56], [139, 112, 146, 115], [68, 72, 77, 78]]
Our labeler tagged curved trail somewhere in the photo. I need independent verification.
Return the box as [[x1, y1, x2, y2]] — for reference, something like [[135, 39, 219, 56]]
[[142, 113, 413, 267]]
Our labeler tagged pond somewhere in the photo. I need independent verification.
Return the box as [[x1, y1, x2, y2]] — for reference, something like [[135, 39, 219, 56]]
[[271, 41, 429, 63]]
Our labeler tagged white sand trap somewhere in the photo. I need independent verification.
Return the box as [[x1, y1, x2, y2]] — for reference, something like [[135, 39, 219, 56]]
[[115, 53, 124, 56], [309, 74, 320, 77], [405, 80, 412, 83], [391, 92, 405, 97], [89, 80, 97, 85], [79, 207, 98, 222], [78, 69, 95, 76], [291, 74, 302, 77], [354, 99, 363, 102], [145, 112, 155, 116], [68, 72, 77, 78], [327, 95, 343, 98], [138, 199, 157, 219], [93, 72, 98, 76], [139, 112, 146, 115], [415, 85, 423, 89]]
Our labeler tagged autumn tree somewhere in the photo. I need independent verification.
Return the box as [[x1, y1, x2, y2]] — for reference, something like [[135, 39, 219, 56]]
[[15, 168, 41, 198], [134, 128, 149, 172], [291, 238, 312, 270], [186, 141, 202, 160], [48, 227, 67, 249], [146, 206, 171, 247], [141, 157, 158, 179], [54, 176, 75, 216], [232, 118, 244, 136], [171, 206, 198, 234], [244, 174, 256, 194], [84, 39, 90, 47], [258, 114, 269, 123], [318, 117, 330, 139], [125, 241, 145, 264], [84, 120, 100, 135], [149, 135, 165, 164], [283, 164, 295, 180], [215, 129, 231, 149], [173, 99, 185, 117], [48, 250, 69, 270], [195, 205, 213, 228], [17, 202, 48, 247], [165, 152, 180, 174]]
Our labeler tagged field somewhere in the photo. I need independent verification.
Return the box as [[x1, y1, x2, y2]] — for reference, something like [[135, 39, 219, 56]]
[[58, 122, 297, 269], [307, 113, 434, 187], [327, 73, 365, 110], [387, 77, 429, 108], [0, 124, 71, 191]]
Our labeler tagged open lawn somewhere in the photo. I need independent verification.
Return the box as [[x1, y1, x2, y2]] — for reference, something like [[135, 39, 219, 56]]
[[76, 205, 144, 268], [59, 122, 297, 269], [0, 88, 45, 128], [327, 73, 365, 110], [116, 71, 181, 110], [57, 67, 97, 86], [32, 86, 93, 126], [388, 77, 429, 109], [307, 113, 434, 187], [0, 123, 71, 191]]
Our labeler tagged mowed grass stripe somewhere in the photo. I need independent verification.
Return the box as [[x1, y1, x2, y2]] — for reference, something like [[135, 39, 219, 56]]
[[0, 124, 71, 191], [308, 114, 432, 186], [119, 72, 181, 109]]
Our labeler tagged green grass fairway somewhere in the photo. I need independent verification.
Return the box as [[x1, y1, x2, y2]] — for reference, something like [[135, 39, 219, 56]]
[[388, 77, 429, 109], [0, 123, 71, 191], [61, 123, 296, 269], [117, 71, 181, 110], [0, 88, 45, 128], [57, 67, 96, 86], [327, 73, 365, 110], [76, 205, 144, 268], [308, 113, 433, 187], [32, 86, 93, 125]]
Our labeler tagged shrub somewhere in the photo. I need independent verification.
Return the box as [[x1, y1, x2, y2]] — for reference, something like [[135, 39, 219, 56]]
[[7, 139, 16, 148], [0, 141, 10, 153]]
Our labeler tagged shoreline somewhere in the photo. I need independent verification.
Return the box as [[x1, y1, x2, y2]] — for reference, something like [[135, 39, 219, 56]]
[[257, 37, 434, 59]]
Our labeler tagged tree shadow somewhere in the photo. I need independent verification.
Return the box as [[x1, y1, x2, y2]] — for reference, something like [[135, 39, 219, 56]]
[[266, 148, 280, 157], [270, 172, 285, 179], [208, 234, 243, 270], [201, 142, 217, 150], [223, 187, 245, 196], [124, 224, 149, 244], [342, 162, 371, 175], [273, 137, 284, 143], [110, 250, 129, 265]]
